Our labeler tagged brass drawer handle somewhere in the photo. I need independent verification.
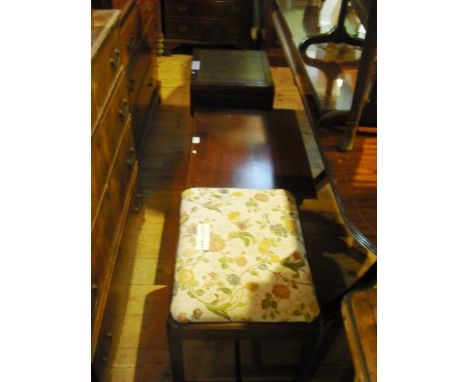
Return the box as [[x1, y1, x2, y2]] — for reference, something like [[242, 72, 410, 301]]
[[127, 35, 136, 50], [177, 4, 188, 13], [118, 98, 129, 122], [128, 79, 136, 92], [178, 25, 188, 33], [126, 147, 136, 167], [109, 48, 121, 69], [100, 332, 113, 364], [134, 193, 143, 213]]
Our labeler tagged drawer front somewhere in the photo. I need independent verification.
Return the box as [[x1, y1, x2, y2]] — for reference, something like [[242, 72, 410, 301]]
[[91, 118, 136, 309], [92, 69, 130, 221], [165, 0, 248, 19], [119, 2, 142, 66], [166, 18, 248, 41], [126, 33, 152, 107], [133, 55, 158, 146], [92, 166, 138, 375], [91, 23, 122, 125]]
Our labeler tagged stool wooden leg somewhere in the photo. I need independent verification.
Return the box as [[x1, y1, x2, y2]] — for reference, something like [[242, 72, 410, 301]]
[[167, 325, 185, 382], [293, 333, 319, 382]]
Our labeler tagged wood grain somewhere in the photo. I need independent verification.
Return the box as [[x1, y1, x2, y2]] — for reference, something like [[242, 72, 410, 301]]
[[187, 109, 316, 200]]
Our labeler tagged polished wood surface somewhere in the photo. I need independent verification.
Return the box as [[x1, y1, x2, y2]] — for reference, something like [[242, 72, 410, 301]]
[[271, 1, 377, 253], [341, 289, 377, 382], [316, 128, 376, 251], [187, 109, 316, 200], [101, 54, 375, 382]]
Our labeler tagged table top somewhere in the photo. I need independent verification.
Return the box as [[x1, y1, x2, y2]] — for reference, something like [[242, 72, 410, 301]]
[[187, 109, 316, 200], [341, 288, 377, 382]]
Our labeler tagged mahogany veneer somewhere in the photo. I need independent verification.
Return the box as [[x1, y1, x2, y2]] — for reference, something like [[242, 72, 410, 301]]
[[187, 109, 316, 201]]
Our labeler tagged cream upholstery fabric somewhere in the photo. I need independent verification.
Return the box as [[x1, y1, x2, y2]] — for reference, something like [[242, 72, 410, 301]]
[[170, 188, 320, 323]]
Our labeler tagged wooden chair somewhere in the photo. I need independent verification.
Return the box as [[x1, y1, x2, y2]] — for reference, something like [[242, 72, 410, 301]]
[[167, 187, 322, 381]]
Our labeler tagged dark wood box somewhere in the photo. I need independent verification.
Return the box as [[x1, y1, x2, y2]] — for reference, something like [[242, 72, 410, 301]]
[[190, 49, 275, 114]]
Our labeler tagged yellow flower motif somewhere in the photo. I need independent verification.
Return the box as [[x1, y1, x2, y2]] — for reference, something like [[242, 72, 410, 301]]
[[228, 211, 240, 221], [254, 193, 269, 202], [258, 238, 274, 254], [235, 256, 247, 267], [177, 268, 197, 288], [270, 255, 281, 263], [245, 282, 259, 292], [182, 189, 194, 198], [282, 217, 298, 235], [181, 248, 196, 257], [233, 191, 244, 197], [209, 234, 225, 252], [177, 313, 189, 323]]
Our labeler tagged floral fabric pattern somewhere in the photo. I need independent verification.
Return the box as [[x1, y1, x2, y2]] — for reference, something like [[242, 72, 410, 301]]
[[170, 188, 320, 323]]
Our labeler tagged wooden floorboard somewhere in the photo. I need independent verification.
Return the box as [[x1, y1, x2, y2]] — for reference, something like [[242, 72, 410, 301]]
[[106, 54, 376, 382]]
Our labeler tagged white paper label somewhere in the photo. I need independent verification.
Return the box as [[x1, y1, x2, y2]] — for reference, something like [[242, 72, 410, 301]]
[[191, 61, 201, 71], [195, 223, 210, 251], [192, 136, 201, 144]]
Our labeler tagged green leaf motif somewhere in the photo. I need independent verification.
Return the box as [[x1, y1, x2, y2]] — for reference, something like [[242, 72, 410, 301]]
[[207, 306, 231, 321], [220, 287, 232, 295], [226, 274, 241, 286], [195, 289, 205, 296], [228, 231, 256, 246], [202, 203, 222, 213]]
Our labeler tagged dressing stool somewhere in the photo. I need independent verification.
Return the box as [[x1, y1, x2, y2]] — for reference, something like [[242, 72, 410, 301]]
[[167, 187, 321, 381], [190, 49, 275, 114]]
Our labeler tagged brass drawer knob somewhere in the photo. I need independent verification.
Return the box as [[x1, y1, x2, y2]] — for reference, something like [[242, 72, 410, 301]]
[[178, 25, 188, 33], [133, 193, 143, 213], [109, 48, 121, 69], [128, 79, 135, 92], [126, 147, 136, 167], [118, 98, 129, 122], [177, 4, 188, 13], [127, 35, 136, 50]]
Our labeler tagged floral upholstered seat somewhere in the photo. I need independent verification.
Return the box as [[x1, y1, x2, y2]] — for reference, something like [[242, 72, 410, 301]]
[[170, 188, 320, 324]]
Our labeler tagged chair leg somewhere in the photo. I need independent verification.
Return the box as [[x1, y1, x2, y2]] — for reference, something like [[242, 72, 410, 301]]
[[167, 325, 185, 382]]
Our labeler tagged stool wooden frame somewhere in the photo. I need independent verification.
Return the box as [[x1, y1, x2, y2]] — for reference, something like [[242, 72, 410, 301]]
[[167, 304, 322, 382]]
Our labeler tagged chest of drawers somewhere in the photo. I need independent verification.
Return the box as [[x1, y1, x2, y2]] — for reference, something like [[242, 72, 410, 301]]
[[91, 9, 140, 378], [163, 0, 253, 55]]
